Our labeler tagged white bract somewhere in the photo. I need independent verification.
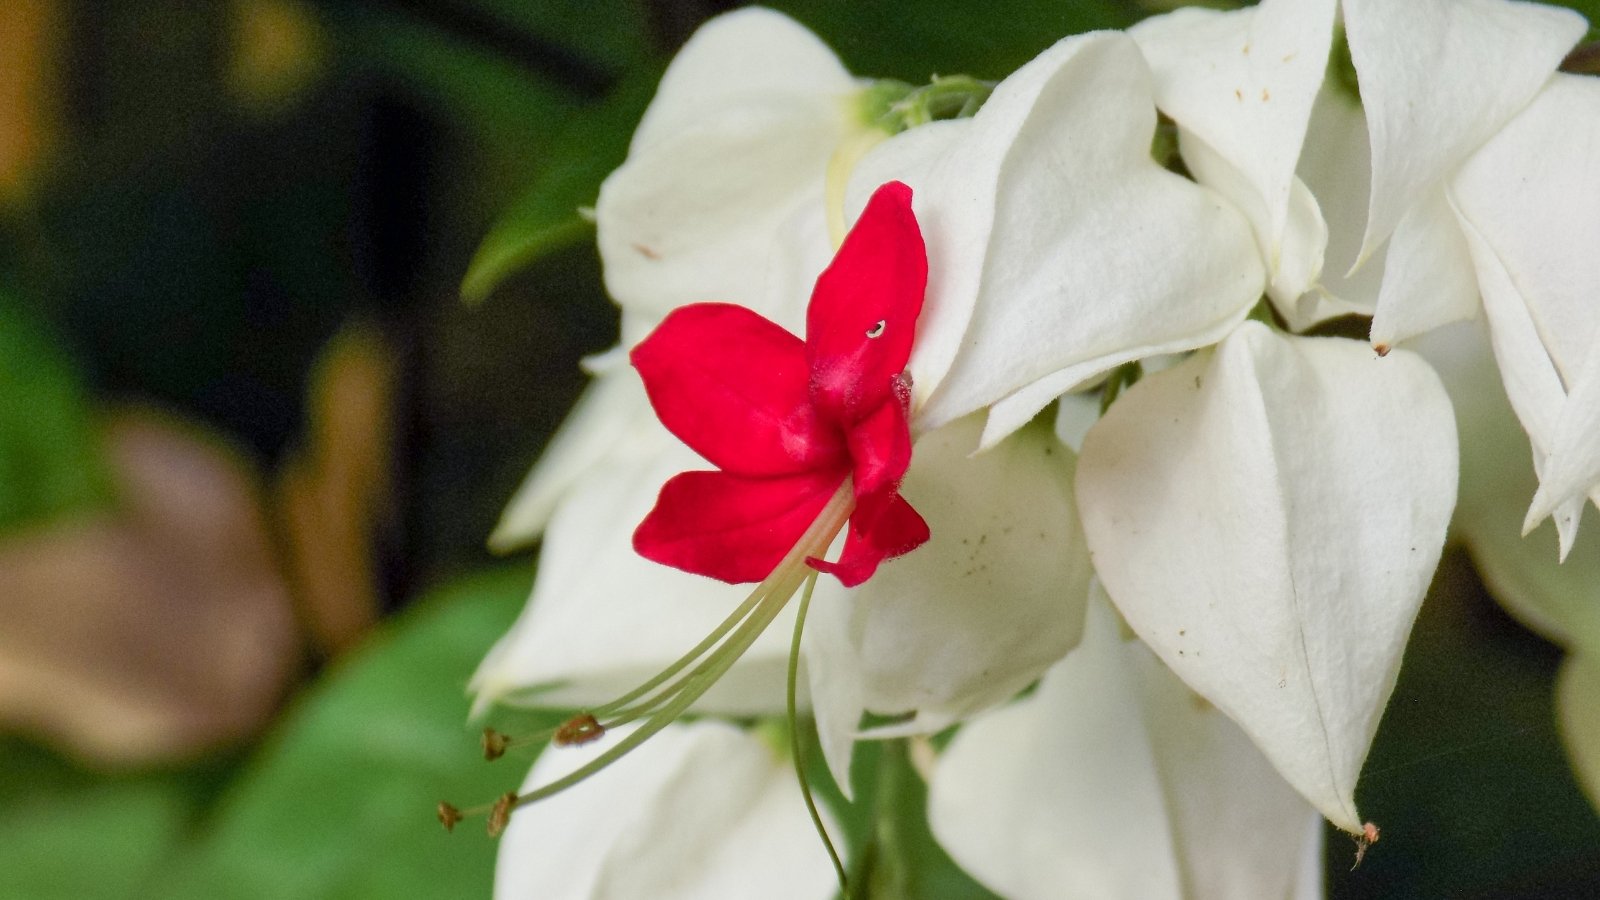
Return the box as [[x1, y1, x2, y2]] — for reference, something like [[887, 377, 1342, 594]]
[[490, 356, 647, 553], [804, 415, 1092, 793], [847, 31, 1265, 446], [1344, 0, 1582, 349], [1133, 0, 1593, 556], [495, 721, 841, 900], [1418, 323, 1600, 819], [471, 371, 803, 716], [1076, 323, 1458, 831], [1344, 0, 1584, 268], [470, 0, 1600, 888], [1350, 0, 1587, 371], [1131, 0, 1336, 324], [594, 7, 861, 346], [1133, 0, 1583, 345], [478, 7, 869, 713], [929, 596, 1324, 900], [1339, 0, 1593, 553], [1291, 85, 1383, 323], [1452, 75, 1600, 554], [1414, 323, 1600, 657]]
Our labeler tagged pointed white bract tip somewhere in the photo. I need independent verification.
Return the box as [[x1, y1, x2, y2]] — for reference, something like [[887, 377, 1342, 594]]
[[1327, 799, 1363, 838], [1522, 488, 1556, 538], [487, 488, 554, 556], [972, 404, 1025, 455], [468, 682, 501, 721], [485, 524, 528, 556], [1554, 509, 1580, 563], [1345, 240, 1379, 280]]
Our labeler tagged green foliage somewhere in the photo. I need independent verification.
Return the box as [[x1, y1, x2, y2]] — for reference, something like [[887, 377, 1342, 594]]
[[463, 0, 656, 76], [768, 0, 1140, 81], [455, 0, 1150, 306], [157, 567, 551, 900], [1330, 551, 1600, 899], [844, 740, 1003, 900], [339, 11, 580, 160], [459, 72, 658, 304], [0, 739, 216, 900], [0, 302, 113, 533]]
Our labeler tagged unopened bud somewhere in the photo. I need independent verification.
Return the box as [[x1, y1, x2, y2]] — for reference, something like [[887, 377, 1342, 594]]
[[437, 802, 463, 833], [482, 728, 510, 761], [487, 792, 518, 838], [554, 712, 605, 747]]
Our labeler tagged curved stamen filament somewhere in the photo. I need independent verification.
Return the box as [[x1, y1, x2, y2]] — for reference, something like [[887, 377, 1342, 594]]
[[463, 481, 855, 825], [581, 582, 773, 720], [787, 569, 849, 894]]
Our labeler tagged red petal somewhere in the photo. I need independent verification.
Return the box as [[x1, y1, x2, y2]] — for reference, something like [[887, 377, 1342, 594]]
[[846, 391, 912, 499], [806, 181, 927, 425], [634, 468, 844, 584], [808, 490, 929, 588], [632, 303, 846, 476]]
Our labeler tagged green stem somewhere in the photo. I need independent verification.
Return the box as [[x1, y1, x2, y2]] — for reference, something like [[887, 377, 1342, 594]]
[[866, 739, 913, 899], [788, 570, 850, 897]]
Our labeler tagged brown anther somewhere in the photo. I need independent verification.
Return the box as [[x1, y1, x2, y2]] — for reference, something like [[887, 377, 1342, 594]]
[[1352, 821, 1380, 869], [554, 712, 605, 747], [487, 792, 518, 838], [1373, 343, 1391, 358], [482, 728, 510, 761], [437, 802, 463, 833]]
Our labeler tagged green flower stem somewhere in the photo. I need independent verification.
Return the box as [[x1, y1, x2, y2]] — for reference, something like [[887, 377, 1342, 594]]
[[865, 739, 914, 899], [788, 570, 850, 896]]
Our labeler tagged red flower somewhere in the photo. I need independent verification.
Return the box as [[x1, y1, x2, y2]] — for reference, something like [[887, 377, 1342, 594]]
[[630, 181, 930, 587]]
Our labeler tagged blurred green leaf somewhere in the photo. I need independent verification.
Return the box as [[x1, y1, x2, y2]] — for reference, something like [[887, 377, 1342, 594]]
[[455, 0, 1148, 305], [158, 566, 553, 900], [461, 0, 656, 76], [1543, 0, 1600, 40], [338, 11, 581, 165], [862, 740, 1003, 900], [0, 301, 113, 533], [459, 71, 657, 304], [770, 0, 1142, 81], [802, 731, 998, 900], [1557, 654, 1600, 814], [1329, 550, 1600, 899], [0, 739, 210, 900]]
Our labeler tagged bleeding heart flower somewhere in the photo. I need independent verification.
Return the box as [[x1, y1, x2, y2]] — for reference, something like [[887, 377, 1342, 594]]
[[443, 181, 932, 844], [629, 180, 930, 588]]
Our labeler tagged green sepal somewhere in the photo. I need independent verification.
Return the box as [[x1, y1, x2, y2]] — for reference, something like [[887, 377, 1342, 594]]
[[858, 74, 997, 137]]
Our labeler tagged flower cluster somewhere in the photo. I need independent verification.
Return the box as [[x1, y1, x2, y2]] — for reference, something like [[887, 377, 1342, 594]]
[[466, 1, 1597, 896]]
